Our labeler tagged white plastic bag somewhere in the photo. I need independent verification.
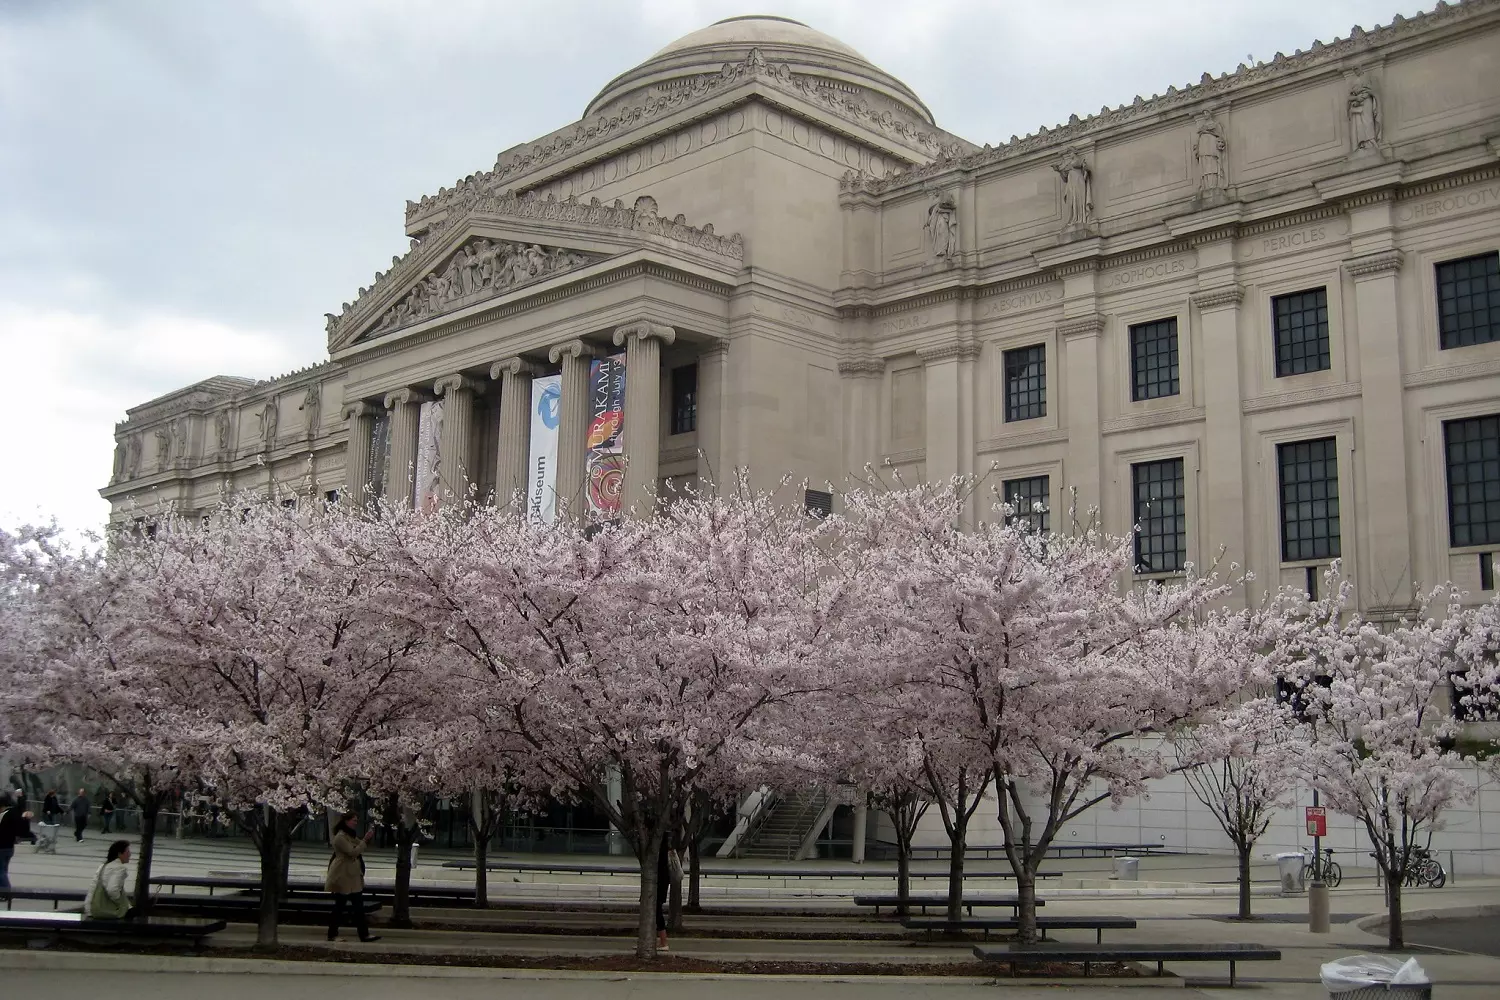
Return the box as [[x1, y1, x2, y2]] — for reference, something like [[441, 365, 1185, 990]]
[[1321, 955, 1430, 992]]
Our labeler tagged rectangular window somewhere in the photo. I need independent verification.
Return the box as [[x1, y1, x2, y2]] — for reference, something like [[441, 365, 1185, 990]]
[[804, 489, 833, 518], [1437, 252, 1500, 350], [1482, 552, 1495, 592], [324, 490, 340, 506], [1132, 458, 1186, 574], [1003, 475, 1050, 534], [1278, 437, 1341, 562], [1445, 414, 1500, 547], [1004, 345, 1046, 422], [1129, 318, 1180, 401], [1272, 287, 1331, 377], [670, 364, 697, 435]]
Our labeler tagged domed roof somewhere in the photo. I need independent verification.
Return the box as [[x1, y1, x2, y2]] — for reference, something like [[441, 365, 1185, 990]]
[[585, 15, 933, 125]]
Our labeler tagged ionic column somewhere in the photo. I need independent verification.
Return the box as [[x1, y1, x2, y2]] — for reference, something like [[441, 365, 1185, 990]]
[[382, 387, 427, 508], [614, 322, 676, 515], [547, 339, 600, 520], [695, 340, 728, 491], [491, 357, 539, 510], [341, 401, 376, 509], [433, 374, 486, 504]]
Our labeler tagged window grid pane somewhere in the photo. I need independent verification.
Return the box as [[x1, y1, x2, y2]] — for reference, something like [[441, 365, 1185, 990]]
[[1437, 252, 1500, 350], [1129, 318, 1180, 401], [1004, 345, 1047, 422], [1272, 288, 1331, 377], [1277, 437, 1341, 562], [670, 364, 697, 435], [1003, 475, 1050, 534], [1445, 414, 1500, 548], [1132, 458, 1186, 574]]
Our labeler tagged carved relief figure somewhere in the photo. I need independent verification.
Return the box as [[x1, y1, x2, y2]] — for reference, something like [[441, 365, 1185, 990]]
[[214, 409, 233, 455], [154, 427, 171, 472], [1053, 149, 1093, 229], [1348, 81, 1381, 152], [924, 189, 960, 261], [112, 441, 126, 481], [126, 434, 142, 477], [300, 384, 322, 438], [259, 399, 279, 450], [1194, 114, 1226, 193]]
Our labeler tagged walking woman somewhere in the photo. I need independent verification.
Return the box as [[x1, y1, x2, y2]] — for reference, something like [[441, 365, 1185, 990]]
[[325, 811, 380, 943], [83, 840, 134, 919]]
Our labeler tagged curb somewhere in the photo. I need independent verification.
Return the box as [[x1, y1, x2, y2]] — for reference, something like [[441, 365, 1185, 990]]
[[1356, 901, 1500, 934]]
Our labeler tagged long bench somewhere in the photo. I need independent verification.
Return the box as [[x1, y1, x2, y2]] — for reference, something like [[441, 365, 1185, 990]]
[[973, 942, 1281, 987], [1, 889, 87, 911], [903, 915, 1135, 943], [150, 895, 381, 918], [0, 910, 226, 945], [443, 859, 1059, 882], [151, 875, 471, 905], [853, 894, 1044, 917]]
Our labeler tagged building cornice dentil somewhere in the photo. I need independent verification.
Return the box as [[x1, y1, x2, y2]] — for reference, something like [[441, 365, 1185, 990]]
[[1343, 249, 1405, 278]]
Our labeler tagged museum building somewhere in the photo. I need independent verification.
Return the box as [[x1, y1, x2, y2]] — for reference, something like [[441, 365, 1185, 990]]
[[104, 7, 1500, 619]]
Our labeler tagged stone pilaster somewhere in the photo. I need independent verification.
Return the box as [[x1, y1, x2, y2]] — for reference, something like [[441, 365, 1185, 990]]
[[433, 374, 486, 504], [341, 401, 376, 509], [695, 340, 729, 491], [382, 387, 428, 508], [614, 321, 676, 515], [1346, 248, 1412, 610], [1058, 314, 1106, 519], [491, 356, 539, 510], [837, 357, 885, 483], [548, 339, 601, 520], [1192, 286, 1247, 575], [918, 342, 979, 486]]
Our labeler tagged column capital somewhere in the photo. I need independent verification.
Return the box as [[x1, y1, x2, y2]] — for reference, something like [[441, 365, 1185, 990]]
[[916, 342, 981, 364], [837, 357, 885, 378], [613, 321, 676, 348], [342, 401, 378, 421], [383, 387, 431, 410], [433, 373, 487, 398], [1056, 314, 1107, 340], [1343, 249, 1404, 279], [490, 356, 542, 381], [696, 338, 729, 360], [548, 338, 605, 364], [1190, 285, 1245, 311]]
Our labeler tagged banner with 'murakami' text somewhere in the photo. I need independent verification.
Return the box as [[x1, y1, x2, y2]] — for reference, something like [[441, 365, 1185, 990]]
[[527, 374, 561, 523], [585, 353, 627, 518]]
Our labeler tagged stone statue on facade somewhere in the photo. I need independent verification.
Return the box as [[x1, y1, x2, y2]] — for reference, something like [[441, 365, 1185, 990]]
[[126, 434, 142, 477], [1194, 114, 1227, 194], [925, 188, 960, 261], [214, 409, 233, 455], [1349, 80, 1382, 153], [259, 399, 279, 450], [112, 441, 126, 481], [154, 427, 171, 472], [300, 385, 321, 438], [1053, 149, 1093, 229]]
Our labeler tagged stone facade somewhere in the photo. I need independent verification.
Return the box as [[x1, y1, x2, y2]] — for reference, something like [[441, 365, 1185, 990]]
[[105, 7, 1500, 620]]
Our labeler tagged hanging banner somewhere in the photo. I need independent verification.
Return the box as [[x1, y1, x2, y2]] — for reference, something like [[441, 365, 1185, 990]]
[[527, 374, 562, 523], [414, 399, 444, 511], [585, 352, 627, 518], [367, 410, 390, 502]]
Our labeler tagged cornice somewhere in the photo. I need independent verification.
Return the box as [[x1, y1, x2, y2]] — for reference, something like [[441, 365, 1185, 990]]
[[1056, 315, 1107, 339], [977, 427, 1070, 454], [837, 358, 886, 378], [1343, 249, 1405, 278], [882, 448, 926, 466], [1102, 406, 1206, 436], [433, 373, 488, 397], [1403, 357, 1500, 389], [1398, 163, 1500, 201], [1106, 241, 1193, 269], [872, 286, 965, 317], [1242, 381, 1362, 414], [614, 321, 677, 347], [917, 342, 982, 363], [1238, 205, 1345, 238], [1191, 286, 1245, 310], [491, 356, 542, 380]]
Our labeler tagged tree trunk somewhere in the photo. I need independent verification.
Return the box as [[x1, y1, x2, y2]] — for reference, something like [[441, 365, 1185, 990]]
[[1014, 868, 1039, 944], [1237, 844, 1253, 920], [132, 798, 160, 918], [254, 812, 290, 948], [635, 831, 662, 959], [896, 834, 912, 918], [668, 864, 683, 931], [473, 827, 489, 909], [392, 819, 415, 928], [687, 833, 701, 912], [945, 816, 967, 925], [1386, 869, 1403, 950]]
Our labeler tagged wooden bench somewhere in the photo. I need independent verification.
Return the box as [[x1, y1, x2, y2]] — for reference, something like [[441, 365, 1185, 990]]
[[153, 875, 474, 905], [973, 942, 1282, 987], [853, 894, 1045, 917], [150, 895, 381, 919], [903, 915, 1136, 943], [0, 910, 226, 945], [444, 859, 1060, 882], [1, 888, 87, 911]]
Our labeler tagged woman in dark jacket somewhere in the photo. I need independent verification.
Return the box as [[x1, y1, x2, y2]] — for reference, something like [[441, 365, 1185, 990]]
[[325, 811, 379, 943]]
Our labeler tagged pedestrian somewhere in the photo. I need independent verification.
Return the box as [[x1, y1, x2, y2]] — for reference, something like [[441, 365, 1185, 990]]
[[83, 840, 134, 919], [42, 788, 61, 825], [655, 836, 682, 952], [70, 788, 90, 842], [99, 791, 116, 833], [1, 790, 38, 896], [325, 811, 380, 943]]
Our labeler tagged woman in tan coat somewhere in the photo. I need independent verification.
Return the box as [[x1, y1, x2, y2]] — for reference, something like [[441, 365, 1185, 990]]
[[326, 811, 379, 942]]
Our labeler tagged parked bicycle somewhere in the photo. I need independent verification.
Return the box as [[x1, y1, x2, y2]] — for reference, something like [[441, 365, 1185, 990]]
[[1402, 846, 1447, 888], [1301, 847, 1343, 887]]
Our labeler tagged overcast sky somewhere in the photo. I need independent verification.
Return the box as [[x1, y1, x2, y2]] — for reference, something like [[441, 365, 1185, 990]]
[[0, 0, 1430, 536]]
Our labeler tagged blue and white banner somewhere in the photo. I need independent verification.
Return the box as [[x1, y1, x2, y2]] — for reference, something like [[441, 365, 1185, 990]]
[[527, 374, 562, 523]]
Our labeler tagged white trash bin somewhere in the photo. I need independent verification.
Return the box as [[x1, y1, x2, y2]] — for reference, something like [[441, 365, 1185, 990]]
[[1276, 852, 1305, 894], [1321, 954, 1431, 999], [1111, 856, 1139, 881]]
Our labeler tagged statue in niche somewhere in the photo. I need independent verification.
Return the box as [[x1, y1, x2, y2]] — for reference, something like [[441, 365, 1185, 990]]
[[1053, 149, 1093, 229], [154, 427, 171, 472], [1194, 114, 1227, 194], [112, 441, 126, 481], [169, 418, 188, 464], [259, 399, 279, 450], [1348, 80, 1381, 153], [126, 434, 142, 477], [300, 385, 321, 438], [924, 188, 960, 261], [214, 409, 233, 455]]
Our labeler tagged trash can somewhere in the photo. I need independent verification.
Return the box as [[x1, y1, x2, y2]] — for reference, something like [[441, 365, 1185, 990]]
[[1112, 856, 1139, 881], [1276, 852, 1305, 894], [1321, 955, 1431, 999]]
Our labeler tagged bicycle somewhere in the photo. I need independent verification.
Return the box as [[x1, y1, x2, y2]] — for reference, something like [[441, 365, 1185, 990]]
[[1301, 847, 1342, 887], [1402, 847, 1447, 889]]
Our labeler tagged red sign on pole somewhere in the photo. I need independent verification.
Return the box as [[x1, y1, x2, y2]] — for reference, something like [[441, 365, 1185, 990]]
[[1306, 806, 1327, 838]]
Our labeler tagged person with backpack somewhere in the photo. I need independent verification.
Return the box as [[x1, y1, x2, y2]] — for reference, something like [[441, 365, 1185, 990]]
[[325, 811, 380, 943], [83, 840, 134, 919], [0, 789, 38, 895]]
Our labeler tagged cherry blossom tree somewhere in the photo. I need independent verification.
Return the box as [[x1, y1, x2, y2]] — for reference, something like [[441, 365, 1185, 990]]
[[1172, 698, 1307, 919], [1291, 576, 1500, 949]]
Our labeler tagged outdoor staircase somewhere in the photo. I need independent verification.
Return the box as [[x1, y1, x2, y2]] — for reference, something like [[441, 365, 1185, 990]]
[[736, 787, 830, 860]]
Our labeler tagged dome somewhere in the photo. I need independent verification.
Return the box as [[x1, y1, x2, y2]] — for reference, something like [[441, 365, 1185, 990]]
[[585, 15, 933, 125]]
